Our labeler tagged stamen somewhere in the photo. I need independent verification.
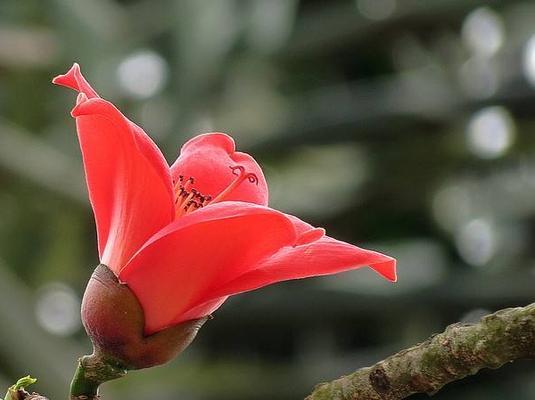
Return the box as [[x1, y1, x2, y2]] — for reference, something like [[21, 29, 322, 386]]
[[175, 191, 197, 218], [172, 166, 258, 218]]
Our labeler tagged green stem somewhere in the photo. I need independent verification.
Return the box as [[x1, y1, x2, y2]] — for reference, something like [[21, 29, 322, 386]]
[[69, 354, 127, 400]]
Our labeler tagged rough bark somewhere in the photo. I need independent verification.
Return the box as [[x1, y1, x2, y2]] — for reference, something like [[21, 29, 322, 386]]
[[306, 303, 535, 400]]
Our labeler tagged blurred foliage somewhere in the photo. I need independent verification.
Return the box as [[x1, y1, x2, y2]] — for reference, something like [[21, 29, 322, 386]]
[[1, 0, 535, 399]]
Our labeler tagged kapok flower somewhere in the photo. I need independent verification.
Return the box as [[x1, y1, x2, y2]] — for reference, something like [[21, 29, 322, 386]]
[[53, 63, 396, 369]]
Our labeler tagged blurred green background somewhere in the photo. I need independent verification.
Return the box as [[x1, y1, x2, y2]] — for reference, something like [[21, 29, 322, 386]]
[[1, 0, 534, 399]]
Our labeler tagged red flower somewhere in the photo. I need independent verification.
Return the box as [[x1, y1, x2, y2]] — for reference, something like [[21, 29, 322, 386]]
[[53, 64, 396, 336]]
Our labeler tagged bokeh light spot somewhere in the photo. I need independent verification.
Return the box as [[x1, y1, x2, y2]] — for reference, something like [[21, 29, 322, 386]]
[[35, 283, 81, 336], [117, 50, 168, 99], [466, 106, 515, 159], [455, 218, 497, 267], [461, 7, 504, 56]]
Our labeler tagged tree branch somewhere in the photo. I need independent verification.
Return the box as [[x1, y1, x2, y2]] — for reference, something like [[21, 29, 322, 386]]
[[306, 303, 535, 400]]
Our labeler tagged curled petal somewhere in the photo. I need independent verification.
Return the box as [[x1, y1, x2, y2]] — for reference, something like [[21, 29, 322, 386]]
[[52, 63, 99, 99], [54, 64, 173, 199], [119, 202, 297, 334], [171, 133, 268, 206], [54, 64, 175, 272]]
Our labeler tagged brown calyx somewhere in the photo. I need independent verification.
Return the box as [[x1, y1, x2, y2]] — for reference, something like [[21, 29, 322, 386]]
[[81, 264, 207, 369]]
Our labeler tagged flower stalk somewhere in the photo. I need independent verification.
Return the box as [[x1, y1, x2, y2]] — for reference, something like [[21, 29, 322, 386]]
[[69, 354, 127, 400]]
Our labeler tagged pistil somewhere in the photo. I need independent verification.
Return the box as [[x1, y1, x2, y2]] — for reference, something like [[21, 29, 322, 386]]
[[209, 166, 258, 204]]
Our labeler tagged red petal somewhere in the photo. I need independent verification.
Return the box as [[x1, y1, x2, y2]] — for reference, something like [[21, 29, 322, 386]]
[[119, 202, 296, 334], [170, 133, 268, 206], [199, 219, 396, 302], [178, 296, 229, 322], [54, 64, 175, 272], [54, 64, 173, 196], [52, 63, 99, 99], [54, 64, 173, 195], [74, 98, 175, 271]]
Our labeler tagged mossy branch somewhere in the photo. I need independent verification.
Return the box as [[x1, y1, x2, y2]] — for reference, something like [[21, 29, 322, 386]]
[[306, 303, 535, 400]]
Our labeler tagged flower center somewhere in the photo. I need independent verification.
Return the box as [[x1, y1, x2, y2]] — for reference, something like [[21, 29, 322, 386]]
[[174, 165, 258, 218]]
